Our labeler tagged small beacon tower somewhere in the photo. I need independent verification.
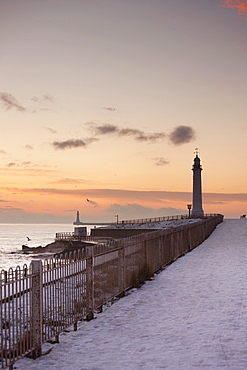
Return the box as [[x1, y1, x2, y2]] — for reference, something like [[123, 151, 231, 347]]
[[73, 210, 83, 225], [191, 152, 204, 218]]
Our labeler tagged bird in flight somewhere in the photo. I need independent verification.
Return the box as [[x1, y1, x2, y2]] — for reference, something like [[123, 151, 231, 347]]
[[86, 198, 98, 206]]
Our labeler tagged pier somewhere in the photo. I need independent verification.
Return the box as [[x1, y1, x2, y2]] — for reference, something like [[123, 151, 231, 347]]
[[17, 219, 247, 369]]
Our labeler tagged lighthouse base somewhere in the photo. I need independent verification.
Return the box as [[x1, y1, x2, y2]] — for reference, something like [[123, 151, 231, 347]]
[[191, 209, 204, 218]]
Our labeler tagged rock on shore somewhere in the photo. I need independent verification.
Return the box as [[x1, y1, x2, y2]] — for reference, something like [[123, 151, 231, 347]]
[[21, 240, 95, 256]]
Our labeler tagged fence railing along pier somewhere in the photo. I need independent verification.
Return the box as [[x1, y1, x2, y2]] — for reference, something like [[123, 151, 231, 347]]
[[0, 214, 223, 369]]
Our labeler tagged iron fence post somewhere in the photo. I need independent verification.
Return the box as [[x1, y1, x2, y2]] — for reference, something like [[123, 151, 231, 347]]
[[86, 247, 94, 321], [31, 260, 43, 358], [159, 233, 162, 268], [118, 242, 125, 297]]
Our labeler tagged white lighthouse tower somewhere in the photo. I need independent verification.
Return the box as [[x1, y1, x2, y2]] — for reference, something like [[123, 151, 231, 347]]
[[191, 151, 204, 218]]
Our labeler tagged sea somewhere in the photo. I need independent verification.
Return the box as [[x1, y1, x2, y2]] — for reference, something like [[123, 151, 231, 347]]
[[0, 224, 98, 271]]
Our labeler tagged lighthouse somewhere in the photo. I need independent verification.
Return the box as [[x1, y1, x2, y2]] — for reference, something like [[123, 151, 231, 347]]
[[73, 210, 83, 225], [191, 152, 204, 218]]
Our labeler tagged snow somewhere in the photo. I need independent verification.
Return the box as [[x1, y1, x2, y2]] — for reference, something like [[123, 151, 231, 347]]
[[100, 218, 201, 229], [17, 219, 247, 369]]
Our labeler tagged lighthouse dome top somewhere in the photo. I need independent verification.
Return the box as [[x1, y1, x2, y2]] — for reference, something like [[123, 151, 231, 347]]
[[192, 154, 202, 170], [194, 155, 200, 163]]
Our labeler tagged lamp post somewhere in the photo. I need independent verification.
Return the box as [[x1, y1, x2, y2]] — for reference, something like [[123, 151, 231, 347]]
[[187, 204, 192, 218], [115, 214, 119, 224]]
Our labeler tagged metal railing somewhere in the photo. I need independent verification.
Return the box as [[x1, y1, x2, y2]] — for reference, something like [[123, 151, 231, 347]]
[[118, 213, 220, 225], [1, 265, 34, 369], [0, 214, 223, 369], [119, 214, 189, 225]]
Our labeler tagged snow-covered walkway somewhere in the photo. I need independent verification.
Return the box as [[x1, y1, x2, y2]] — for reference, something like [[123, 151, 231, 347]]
[[18, 219, 247, 369]]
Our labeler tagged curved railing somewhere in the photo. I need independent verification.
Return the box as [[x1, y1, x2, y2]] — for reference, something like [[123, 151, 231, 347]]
[[118, 213, 221, 225]]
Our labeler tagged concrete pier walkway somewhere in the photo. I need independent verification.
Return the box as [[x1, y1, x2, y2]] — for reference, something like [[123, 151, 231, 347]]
[[18, 219, 247, 369]]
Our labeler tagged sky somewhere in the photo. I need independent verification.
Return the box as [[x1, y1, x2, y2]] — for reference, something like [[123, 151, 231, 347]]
[[1, 0, 247, 223]]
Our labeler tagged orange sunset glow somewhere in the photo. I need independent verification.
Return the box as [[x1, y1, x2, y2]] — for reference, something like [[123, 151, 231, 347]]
[[1, 0, 247, 223], [224, 0, 247, 15]]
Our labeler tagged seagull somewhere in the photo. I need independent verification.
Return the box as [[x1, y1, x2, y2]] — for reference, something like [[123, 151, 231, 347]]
[[26, 236, 31, 241]]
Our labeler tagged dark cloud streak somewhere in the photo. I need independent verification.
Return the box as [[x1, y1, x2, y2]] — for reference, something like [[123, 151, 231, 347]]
[[95, 124, 118, 134], [92, 123, 166, 143], [52, 138, 98, 150], [0, 92, 27, 112], [53, 139, 87, 150]]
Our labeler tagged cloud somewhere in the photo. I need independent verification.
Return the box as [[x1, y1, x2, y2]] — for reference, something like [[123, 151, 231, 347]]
[[0, 187, 193, 203], [0, 150, 7, 155], [0, 167, 58, 177], [106, 203, 186, 219], [31, 95, 54, 114], [52, 136, 98, 150], [52, 139, 89, 150], [31, 96, 40, 102], [90, 123, 166, 143], [0, 206, 24, 212], [223, 0, 247, 15], [31, 94, 54, 103], [0, 92, 27, 112], [153, 157, 170, 166], [50, 178, 87, 184], [43, 94, 53, 102], [44, 126, 57, 134], [102, 107, 116, 111], [169, 126, 196, 146], [6, 161, 32, 168], [94, 124, 119, 135], [2, 186, 247, 221], [22, 161, 32, 167], [4, 185, 247, 206], [53, 139, 86, 149], [6, 162, 16, 168], [119, 128, 166, 142], [23, 188, 247, 205], [0, 210, 75, 224]]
